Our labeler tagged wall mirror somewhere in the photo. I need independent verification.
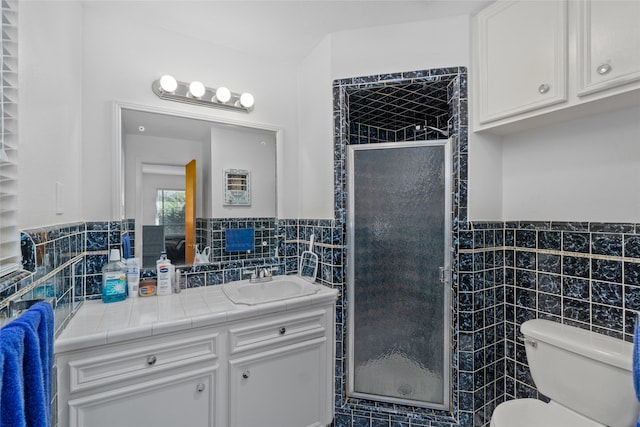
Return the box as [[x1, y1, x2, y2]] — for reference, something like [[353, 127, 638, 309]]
[[113, 102, 282, 268]]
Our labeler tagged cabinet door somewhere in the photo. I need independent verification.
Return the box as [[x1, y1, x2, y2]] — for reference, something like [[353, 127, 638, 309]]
[[228, 337, 328, 427], [476, 0, 568, 123], [577, 0, 640, 96], [67, 367, 216, 427]]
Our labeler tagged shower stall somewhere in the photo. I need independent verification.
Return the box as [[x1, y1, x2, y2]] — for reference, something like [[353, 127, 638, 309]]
[[346, 139, 451, 410]]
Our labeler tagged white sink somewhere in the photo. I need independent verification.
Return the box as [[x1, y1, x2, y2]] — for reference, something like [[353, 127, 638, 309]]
[[221, 275, 320, 305]]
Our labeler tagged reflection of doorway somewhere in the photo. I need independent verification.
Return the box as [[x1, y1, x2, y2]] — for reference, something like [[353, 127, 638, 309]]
[[156, 189, 186, 265], [137, 162, 193, 267]]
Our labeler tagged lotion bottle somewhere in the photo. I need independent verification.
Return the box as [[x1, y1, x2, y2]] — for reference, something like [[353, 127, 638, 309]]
[[126, 257, 140, 298], [156, 251, 173, 296]]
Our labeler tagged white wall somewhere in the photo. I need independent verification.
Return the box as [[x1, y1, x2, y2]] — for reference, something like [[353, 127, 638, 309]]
[[467, 132, 504, 221], [296, 15, 474, 219], [210, 126, 276, 218], [79, 6, 299, 221], [500, 105, 640, 222], [330, 16, 471, 80], [18, 2, 84, 229], [297, 36, 334, 219]]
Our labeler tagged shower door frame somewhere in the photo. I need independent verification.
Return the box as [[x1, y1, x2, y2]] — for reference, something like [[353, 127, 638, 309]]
[[346, 139, 452, 411]]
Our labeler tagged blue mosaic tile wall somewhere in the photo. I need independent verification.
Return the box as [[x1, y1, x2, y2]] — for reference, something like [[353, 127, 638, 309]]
[[1, 222, 88, 334], [498, 221, 640, 402], [457, 221, 640, 425], [1, 219, 307, 311], [197, 217, 278, 262]]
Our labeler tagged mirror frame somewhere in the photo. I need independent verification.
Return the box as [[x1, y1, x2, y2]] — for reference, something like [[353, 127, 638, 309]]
[[111, 101, 284, 264]]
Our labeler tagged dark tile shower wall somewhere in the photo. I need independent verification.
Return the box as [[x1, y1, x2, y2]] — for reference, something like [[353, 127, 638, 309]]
[[458, 223, 506, 426], [349, 121, 448, 144], [333, 66, 640, 427], [333, 67, 472, 427]]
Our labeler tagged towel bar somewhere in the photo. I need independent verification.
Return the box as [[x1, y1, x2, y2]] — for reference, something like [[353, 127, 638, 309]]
[[7, 297, 57, 320]]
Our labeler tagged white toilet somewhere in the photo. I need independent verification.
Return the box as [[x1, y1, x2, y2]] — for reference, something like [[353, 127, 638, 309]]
[[490, 319, 640, 427]]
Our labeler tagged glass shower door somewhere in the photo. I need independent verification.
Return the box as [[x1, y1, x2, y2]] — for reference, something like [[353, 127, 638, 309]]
[[347, 140, 451, 410]]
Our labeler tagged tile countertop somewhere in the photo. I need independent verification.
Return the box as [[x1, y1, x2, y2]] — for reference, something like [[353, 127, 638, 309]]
[[55, 283, 339, 354]]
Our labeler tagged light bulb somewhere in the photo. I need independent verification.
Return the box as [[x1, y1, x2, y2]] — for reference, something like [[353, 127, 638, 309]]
[[159, 75, 178, 93], [189, 81, 206, 98], [215, 87, 231, 103], [240, 92, 254, 108]]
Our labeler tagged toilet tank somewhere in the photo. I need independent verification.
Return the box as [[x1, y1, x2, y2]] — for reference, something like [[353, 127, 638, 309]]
[[521, 319, 639, 427]]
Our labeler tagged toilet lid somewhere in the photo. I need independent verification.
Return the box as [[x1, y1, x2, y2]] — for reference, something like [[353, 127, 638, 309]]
[[491, 399, 605, 427]]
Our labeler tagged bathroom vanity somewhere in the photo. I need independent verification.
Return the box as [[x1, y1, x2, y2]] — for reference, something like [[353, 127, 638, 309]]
[[55, 278, 338, 427]]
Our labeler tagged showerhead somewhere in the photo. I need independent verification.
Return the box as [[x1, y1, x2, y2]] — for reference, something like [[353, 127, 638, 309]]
[[425, 126, 449, 137], [415, 123, 449, 137]]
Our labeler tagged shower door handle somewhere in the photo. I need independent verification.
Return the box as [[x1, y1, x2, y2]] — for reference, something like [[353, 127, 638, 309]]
[[439, 267, 449, 284]]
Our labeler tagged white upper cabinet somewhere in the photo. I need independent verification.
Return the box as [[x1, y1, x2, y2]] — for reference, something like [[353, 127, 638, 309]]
[[473, 0, 640, 134], [577, 0, 640, 96], [475, 0, 568, 124]]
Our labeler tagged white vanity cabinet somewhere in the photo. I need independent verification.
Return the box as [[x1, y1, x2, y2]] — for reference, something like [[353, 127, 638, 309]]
[[55, 285, 338, 427], [227, 309, 334, 427], [57, 329, 220, 427], [473, 0, 640, 133]]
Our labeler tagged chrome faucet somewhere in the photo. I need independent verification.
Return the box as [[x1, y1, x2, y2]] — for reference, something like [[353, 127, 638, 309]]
[[260, 268, 272, 278], [247, 267, 274, 283]]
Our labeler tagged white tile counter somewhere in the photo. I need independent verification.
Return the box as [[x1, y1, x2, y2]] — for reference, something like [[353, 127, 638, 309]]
[[55, 282, 339, 354]]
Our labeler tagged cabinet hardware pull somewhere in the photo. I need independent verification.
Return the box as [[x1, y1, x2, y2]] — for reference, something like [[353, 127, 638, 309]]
[[242, 370, 250, 379], [597, 63, 612, 75], [279, 327, 286, 335], [146, 355, 157, 366], [538, 83, 550, 94], [196, 383, 206, 392]]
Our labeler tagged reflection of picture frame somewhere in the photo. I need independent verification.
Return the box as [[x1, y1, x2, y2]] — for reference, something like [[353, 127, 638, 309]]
[[224, 169, 251, 205]]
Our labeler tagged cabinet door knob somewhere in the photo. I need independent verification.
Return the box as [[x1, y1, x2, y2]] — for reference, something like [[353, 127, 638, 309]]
[[597, 63, 612, 75], [242, 370, 250, 379], [538, 83, 550, 94], [196, 383, 206, 392], [279, 327, 286, 335], [146, 355, 157, 366]]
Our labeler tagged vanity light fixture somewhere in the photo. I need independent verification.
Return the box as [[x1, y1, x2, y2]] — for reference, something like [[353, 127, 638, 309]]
[[159, 75, 178, 93], [239, 92, 255, 109], [152, 75, 255, 112], [188, 81, 206, 98], [215, 87, 231, 103]]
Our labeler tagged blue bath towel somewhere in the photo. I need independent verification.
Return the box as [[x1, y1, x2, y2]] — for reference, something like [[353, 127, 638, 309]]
[[0, 326, 26, 427], [0, 301, 54, 427], [225, 228, 255, 252]]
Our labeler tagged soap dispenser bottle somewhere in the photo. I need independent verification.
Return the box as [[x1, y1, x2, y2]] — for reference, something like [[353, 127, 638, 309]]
[[102, 249, 127, 303], [156, 251, 173, 296]]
